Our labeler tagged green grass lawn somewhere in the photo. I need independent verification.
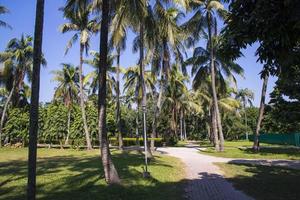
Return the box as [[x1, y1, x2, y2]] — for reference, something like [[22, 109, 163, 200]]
[[199, 140, 300, 160], [217, 163, 300, 200], [0, 148, 185, 200]]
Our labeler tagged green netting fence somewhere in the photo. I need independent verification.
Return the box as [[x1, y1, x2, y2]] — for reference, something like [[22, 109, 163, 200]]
[[248, 133, 300, 147]]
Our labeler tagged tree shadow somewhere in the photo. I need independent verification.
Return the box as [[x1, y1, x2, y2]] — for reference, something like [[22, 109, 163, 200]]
[[184, 172, 252, 200], [222, 162, 300, 200], [0, 151, 183, 200]]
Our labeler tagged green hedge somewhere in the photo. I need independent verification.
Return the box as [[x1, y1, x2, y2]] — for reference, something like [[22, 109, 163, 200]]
[[37, 137, 163, 147], [109, 137, 163, 147]]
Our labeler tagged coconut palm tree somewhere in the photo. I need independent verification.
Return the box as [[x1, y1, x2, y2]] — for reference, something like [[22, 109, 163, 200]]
[[0, 35, 36, 148], [184, 0, 228, 151], [162, 65, 188, 139], [27, 0, 45, 199], [236, 88, 254, 140], [60, 0, 98, 150], [123, 65, 155, 155], [84, 51, 116, 96], [52, 64, 80, 145], [253, 72, 269, 150], [185, 32, 244, 150], [98, 0, 120, 184], [178, 90, 203, 140], [0, 5, 12, 29]]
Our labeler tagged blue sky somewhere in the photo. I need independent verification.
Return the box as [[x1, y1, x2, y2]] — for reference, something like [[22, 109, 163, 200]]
[[0, 0, 276, 106]]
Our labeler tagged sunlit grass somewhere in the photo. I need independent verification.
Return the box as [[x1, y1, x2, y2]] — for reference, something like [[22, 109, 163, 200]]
[[199, 140, 300, 160], [0, 148, 185, 200]]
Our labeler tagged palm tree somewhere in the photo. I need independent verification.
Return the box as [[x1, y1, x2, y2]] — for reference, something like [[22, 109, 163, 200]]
[[52, 64, 80, 145], [253, 72, 269, 150], [185, 0, 228, 151], [0, 5, 12, 29], [60, 0, 98, 150], [185, 31, 244, 151], [178, 90, 203, 140], [123, 65, 155, 154], [0, 35, 35, 148], [84, 51, 116, 96], [110, 10, 128, 150], [186, 35, 244, 150], [162, 65, 188, 139], [236, 88, 254, 140], [150, 2, 187, 144], [27, 0, 45, 199], [98, 0, 120, 184]]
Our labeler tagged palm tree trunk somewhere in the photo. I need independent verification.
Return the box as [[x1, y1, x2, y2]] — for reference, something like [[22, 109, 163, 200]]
[[0, 81, 15, 148], [208, 14, 224, 151], [79, 44, 92, 150], [244, 103, 248, 140], [136, 106, 140, 146], [253, 74, 269, 150], [183, 113, 187, 140], [151, 97, 157, 151], [65, 108, 71, 145], [98, 0, 120, 184], [180, 109, 183, 141], [151, 68, 163, 151], [211, 106, 219, 151], [139, 22, 152, 162], [116, 49, 123, 150], [27, 0, 44, 199]]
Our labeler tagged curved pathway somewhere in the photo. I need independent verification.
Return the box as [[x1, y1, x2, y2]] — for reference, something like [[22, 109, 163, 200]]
[[157, 146, 254, 200]]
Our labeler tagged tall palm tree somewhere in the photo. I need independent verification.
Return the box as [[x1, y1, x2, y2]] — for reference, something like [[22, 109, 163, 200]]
[[0, 5, 12, 29], [98, 0, 120, 184], [123, 65, 155, 154], [0, 35, 35, 147], [185, 0, 228, 151], [52, 64, 80, 145], [110, 10, 128, 150], [60, 0, 98, 150], [236, 88, 254, 140], [253, 72, 269, 150], [27, 0, 45, 199], [186, 34, 244, 150]]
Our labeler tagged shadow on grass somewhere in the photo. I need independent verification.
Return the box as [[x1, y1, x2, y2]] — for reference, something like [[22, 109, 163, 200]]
[[223, 162, 300, 200], [0, 152, 184, 200]]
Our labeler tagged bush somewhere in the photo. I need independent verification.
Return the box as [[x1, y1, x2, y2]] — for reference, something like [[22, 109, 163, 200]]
[[109, 137, 163, 147]]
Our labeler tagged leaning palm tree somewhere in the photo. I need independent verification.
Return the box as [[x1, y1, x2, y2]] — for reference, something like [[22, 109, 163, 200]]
[[185, 34, 244, 151], [0, 5, 12, 29], [253, 71, 269, 150], [236, 88, 254, 140], [27, 0, 45, 199], [52, 64, 80, 145], [0, 35, 35, 148], [60, 1, 98, 150]]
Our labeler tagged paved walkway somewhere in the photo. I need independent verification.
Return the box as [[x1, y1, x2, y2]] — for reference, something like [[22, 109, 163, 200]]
[[157, 146, 254, 200]]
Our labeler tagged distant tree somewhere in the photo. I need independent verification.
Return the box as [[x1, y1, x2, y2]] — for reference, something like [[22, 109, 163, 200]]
[[236, 88, 254, 139], [52, 64, 80, 144], [60, 0, 98, 150]]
